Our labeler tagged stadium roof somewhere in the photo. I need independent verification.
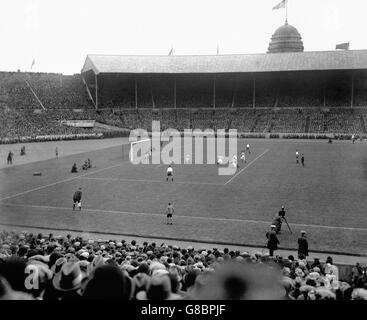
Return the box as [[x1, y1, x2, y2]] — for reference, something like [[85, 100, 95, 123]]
[[82, 50, 367, 75]]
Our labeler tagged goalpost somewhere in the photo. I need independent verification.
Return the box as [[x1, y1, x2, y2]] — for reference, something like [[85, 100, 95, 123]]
[[125, 138, 152, 162]]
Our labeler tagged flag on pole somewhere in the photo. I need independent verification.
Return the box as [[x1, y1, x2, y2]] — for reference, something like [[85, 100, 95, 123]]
[[30, 58, 35, 70], [272, 0, 286, 10], [168, 48, 173, 56], [217, 45, 219, 55], [336, 42, 349, 50]]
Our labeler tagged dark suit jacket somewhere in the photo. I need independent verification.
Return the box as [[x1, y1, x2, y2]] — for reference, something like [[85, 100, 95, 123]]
[[297, 237, 309, 256], [266, 231, 280, 250]]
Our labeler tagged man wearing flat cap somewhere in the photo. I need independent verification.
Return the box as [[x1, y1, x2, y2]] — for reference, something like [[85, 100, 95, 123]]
[[297, 231, 309, 258], [266, 225, 280, 257]]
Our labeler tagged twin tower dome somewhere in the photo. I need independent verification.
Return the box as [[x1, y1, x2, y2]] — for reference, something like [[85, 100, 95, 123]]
[[267, 20, 304, 53]]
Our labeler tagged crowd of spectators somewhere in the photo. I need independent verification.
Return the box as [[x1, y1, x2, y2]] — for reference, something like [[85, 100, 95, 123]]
[[0, 107, 106, 139], [2, 105, 366, 140], [1, 70, 367, 138], [270, 110, 307, 133], [324, 109, 364, 134], [0, 230, 366, 300], [0, 72, 91, 110]]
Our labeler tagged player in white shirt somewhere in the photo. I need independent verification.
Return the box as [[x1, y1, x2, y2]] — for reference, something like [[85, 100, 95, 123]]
[[232, 155, 238, 168], [217, 156, 224, 165], [185, 154, 191, 164], [246, 144, 250, 154], [296, 150, 299, 164], [166, 165, 173, 181], [240, 151, 246, 164], [144, 151, 150, 160]]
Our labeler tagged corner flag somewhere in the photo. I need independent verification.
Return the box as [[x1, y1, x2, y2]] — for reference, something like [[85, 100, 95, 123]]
[[168, 48, 173, 56], [30, 58, 35, 70], [336, 42, 349, 50], [273, 0, 286, 10]]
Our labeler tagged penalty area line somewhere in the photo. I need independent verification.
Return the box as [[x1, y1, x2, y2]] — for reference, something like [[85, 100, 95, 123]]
[[224, 149, 269, 185]]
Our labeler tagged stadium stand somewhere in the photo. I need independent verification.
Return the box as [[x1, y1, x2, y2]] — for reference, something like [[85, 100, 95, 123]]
[[270, 109, 307, 133], [0, 230, 366, 300], [1, 68, 367, 140]]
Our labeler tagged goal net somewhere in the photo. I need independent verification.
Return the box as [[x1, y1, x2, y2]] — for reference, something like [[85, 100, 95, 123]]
[[126, 138, 152, 163]]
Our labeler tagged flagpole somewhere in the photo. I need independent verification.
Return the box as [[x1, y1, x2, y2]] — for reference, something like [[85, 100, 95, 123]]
[[286, 0, 288, 23]]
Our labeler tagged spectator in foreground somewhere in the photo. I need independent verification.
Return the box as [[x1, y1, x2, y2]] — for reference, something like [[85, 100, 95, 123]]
[[83, 265, 132, 300], [188, 261, 285, 300], [0, 276, 34, 300], [136, 272, 182, 300]]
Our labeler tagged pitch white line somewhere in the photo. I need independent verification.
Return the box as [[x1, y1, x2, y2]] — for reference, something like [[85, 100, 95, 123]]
[[2, 202, 367, 232], [0, 162, 128, 202], [224, 149, 270, 185], [80, 176, 222, 186]]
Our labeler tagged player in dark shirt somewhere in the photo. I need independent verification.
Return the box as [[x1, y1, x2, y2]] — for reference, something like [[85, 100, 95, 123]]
[[7, 151, 13, 165], [73, 188, 82, 211], [166, 202, 174, 225], [301, 154, 305, 167], [71, 163, 78, 173]]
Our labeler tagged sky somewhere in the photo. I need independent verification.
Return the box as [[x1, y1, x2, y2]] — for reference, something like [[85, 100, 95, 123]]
[[0, 0, 366, 74]]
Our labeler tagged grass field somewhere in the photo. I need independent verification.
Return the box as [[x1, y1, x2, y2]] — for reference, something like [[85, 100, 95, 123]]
[[0, 138, 366, 255]]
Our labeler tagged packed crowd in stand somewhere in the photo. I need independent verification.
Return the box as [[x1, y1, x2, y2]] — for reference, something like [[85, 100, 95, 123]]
[[0, 72, 90, 110], [1, 107, 366, 140], [1, 71, 367, 141], [0, 230, 366, 300], [0, 108, 105, 139], [93, 108, 367, 134]]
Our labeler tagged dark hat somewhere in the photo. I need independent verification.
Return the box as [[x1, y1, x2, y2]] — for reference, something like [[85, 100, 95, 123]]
[[49, 252, 62, 268], [52, 262, 83, 292], [83, 265, 132, 300], [51, 257, 67, 274], [136, 273, 181, 300]]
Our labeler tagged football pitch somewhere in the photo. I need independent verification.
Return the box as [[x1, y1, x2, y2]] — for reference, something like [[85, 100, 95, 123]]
[[0, 138, 367, 256]]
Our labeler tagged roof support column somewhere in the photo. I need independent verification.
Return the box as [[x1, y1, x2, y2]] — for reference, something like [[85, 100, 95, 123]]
[[231, 80, 236, 108], [135, 78, 138, 109], [351, 72, 354, 108], [174, 77, 177, 108], [150, 79, 155, 108], [252, 77, 256, 109], [213, 77, 216, 109], [95, 74, 98, 109], [323, 84, 326, 107]]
